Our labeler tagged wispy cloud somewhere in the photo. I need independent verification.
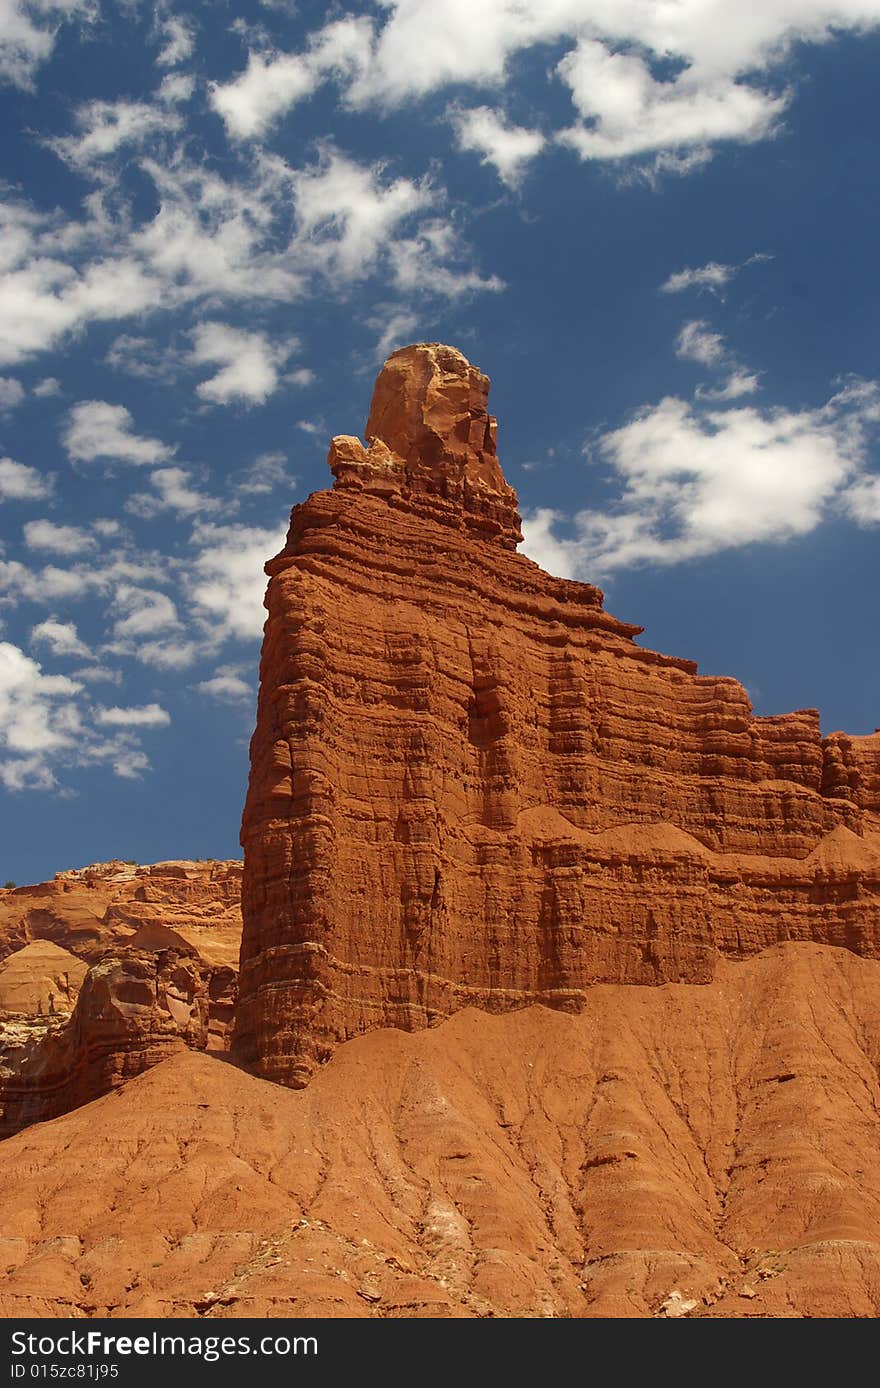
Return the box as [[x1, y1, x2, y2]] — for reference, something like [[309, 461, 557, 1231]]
[[126, 467, 221, 519], [94, 702, 170, 728], [661, 252, 772, 296], [675, 319, 728, 367], [0, 376, 25, 411]]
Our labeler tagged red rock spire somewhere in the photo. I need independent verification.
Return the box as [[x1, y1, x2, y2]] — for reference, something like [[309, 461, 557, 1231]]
[[329, 342, 523, 549]]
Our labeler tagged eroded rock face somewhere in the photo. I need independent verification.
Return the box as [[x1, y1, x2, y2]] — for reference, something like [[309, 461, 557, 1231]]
[[0, 948, 223, 1138], [236, 343, 880, 1087], [0, 941, 87, 1017], [328, 342, 521, 549]]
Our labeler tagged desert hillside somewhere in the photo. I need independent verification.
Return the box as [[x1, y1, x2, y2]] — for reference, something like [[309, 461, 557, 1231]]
[[1, 945, 879, 1319]]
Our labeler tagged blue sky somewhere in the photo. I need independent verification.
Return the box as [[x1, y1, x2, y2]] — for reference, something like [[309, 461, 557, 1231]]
[[1, 0, 878, 884]]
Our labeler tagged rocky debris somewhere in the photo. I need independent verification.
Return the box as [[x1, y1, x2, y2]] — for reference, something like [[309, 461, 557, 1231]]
[[659, 1291, 699, 1318], [0, 948, 225, 1138], [1, 945, 880, 1319], [235, 342, 880, 1087]]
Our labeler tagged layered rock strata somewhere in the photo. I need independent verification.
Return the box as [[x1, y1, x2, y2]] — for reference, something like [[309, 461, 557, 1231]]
[[235, 342, 880, 1085], [0, 861, 242, 1133]]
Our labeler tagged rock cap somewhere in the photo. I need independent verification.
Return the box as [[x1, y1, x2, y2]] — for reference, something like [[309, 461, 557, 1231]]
[[329, 343, 523, 548]]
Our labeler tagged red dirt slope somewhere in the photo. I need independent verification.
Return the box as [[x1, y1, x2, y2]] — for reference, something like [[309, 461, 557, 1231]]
[[1, 942, 878, 1319]]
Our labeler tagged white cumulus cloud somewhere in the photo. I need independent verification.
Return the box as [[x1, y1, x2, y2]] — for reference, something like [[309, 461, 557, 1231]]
[[63, 401, 173, 466], [190, 322, 297, 406], [209, 17, 373, 139], [33, 376, 61, 397], [0, 457, 52, 501], [210, 2, 880, 176], [188, 521, 286, 641], [292, 148, 433, 284], [110, 585, 181, 640], [31, 618, 91, 658], [196, 667, 254, 703], [0, 640, 83, 789], [450, 105, 545, 186], [521, 377, 880, 577], [0, 0, 91, 89], [23, 519, 97, 555]]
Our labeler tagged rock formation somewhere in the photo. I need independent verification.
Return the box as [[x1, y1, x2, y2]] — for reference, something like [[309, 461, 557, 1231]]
[[0, 940, 87, 1017], [0, 859, 243, 970], [236, 342, 880, 1087], [0, 860, 242, 1135], [0, 345, 878, 1319], [0, 948, 225, 1138]]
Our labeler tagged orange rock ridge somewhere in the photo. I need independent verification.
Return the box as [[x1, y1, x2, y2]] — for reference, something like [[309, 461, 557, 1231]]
[[0, 858, 242, 969], [235, 342, 880, 1087]]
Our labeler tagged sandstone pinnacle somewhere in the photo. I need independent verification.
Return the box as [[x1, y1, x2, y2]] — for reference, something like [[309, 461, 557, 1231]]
[[328, 342, 523, 549]]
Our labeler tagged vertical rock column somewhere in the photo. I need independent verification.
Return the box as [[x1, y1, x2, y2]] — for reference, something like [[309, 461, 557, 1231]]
[[235, 344, 524, 1086]]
